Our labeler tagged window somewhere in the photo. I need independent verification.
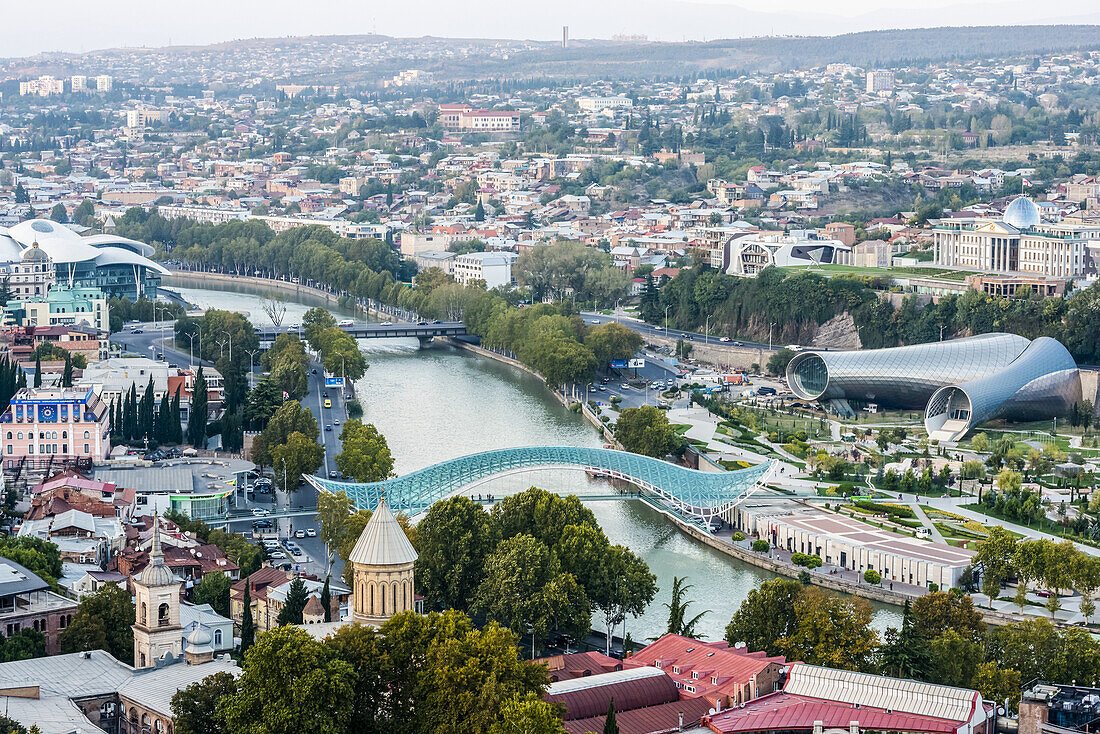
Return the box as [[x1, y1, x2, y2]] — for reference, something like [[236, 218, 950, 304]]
[[4, 432, 9, 440], [158, 603, 170, 627], [214, 629, 222, 646], [84, 431, 90, 439]]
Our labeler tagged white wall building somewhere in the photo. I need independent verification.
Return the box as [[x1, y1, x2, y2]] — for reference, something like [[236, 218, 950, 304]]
[[452, 251, 515, 288], [577, 96, 634, 112]]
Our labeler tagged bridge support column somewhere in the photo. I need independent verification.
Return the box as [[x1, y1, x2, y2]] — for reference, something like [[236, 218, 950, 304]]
[[417, 336, 433, 349]]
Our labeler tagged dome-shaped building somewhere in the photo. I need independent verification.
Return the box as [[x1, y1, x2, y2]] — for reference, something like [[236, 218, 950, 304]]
[[184, 624, 215, 665], [349, 496, 418, 625], [1002, 196, 1042, 229]]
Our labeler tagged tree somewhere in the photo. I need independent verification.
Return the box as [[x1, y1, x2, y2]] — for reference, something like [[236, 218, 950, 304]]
[[415, 496, 499, 611], [928, 629, 983, 688], [317, 491, 354, 573], [59, 583, 135, 663], [240, 581, 255, 654], [335, 420, 394, 482], [602, 698, 618, 734], [0, 536, 63, 588], [585, 322, 643, 368], [908, 590, 984, 642], [272, 432, 325, 496], [975, 526, 1017, 585], [32, 354, 41, 388], [320, 576, 332, 623], [582, 544, 656, 657], [488, 693, 567, 734], [0, 628, 45, 663], [766, 348, 796, 376], [188, 366, 208, 447], [473, 535, 590, 656], [171, 671, 236, 734], [61, 355, 73, 388], [492, 487, 598, 549], [276, 577, 309, 626], [49, 203, 68, 223], [972, 662, 1022, 711], [220, 626, 355, 734], [775, 587, 878, 671], [303, 307, 337, 349], [614, 406, 679, 457], [724, 578, 802, 656], [193, 571, 231, 618], [252, 399, 318, 467], [664, 576, 707, 637], [972, 432, 990, 453]]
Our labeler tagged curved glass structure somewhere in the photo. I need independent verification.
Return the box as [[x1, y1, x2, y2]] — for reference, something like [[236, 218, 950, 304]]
[[306, 446, 775, 520], [925, 337, 1080, 441], [786, 333, 1030, 408], [786, 333, 1081, 441]]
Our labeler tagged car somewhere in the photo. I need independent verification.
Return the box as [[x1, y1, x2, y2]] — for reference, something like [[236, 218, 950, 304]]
[[325, 424, 333, 431], [431, 320, 442, 324], [295, 529, 306, 538], [338, 319, 354, 327], [269, 551, 287, 559], [756, 387, 777, 396], [733, 341, 743, 346], [653, 325, 664, 330], [289, 547, 304, 557], [597, 385, 607, 391], [620, 384, 630, 390], [720, 336, 731, 342], [132, 329, 143, 334], [251, 508, 267, 517], [601, 377, 610, 383], [305, 528, 317, 537], [324, 399, 331, 408], [334, 419, 341, 425], [380, 321, 393, 325], [329, 470, 339, 479]]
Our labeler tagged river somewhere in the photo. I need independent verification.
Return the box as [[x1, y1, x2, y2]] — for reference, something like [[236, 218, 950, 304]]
[[174, 283, 903, 641]]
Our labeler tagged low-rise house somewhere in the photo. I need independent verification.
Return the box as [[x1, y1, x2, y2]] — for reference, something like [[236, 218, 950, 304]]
[[0, 557, 79, 655]]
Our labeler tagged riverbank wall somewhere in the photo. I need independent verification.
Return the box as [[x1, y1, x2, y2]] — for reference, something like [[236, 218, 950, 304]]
[[164, 270, 401, 321]]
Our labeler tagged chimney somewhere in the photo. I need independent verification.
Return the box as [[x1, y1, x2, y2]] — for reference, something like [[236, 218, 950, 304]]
[[678, 712, 684, 731]]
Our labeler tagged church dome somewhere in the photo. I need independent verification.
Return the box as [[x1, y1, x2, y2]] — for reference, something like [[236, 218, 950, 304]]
[[348, 497, 418, 567], [137, 524, 177, 587], [21, 241, 49, 262], [1003, 197, 1041, 229], [185, 625, 213, 650]]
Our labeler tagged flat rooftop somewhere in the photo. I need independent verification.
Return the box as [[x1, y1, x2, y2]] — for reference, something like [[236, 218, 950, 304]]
[[777, 512, 975, 567]]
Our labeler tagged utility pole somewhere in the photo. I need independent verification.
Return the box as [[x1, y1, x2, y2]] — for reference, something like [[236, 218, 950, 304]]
[[244, 349, 259, 390], [769, 321, 776, 352]]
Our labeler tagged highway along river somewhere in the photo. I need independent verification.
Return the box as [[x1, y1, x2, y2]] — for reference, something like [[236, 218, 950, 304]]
[[174, 284, 902, 641]]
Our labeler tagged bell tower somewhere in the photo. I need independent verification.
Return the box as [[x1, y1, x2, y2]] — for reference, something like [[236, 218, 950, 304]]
[[350, 496, 418, 625], [131, 521, 183, 668]]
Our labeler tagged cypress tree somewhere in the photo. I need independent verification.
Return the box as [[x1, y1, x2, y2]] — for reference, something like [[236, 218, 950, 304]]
[[320, 576, 332, 623], [240, 581, 255, 654], [603, 698, 618, 734], [33, 355, 41, 388], [188, 366, 208, 448], [276, 578, 308, 626], [62, 355, 73, 387], [141, 379, 155, 440], [155, 389, 171, 444], [170, 387, 183, 444]]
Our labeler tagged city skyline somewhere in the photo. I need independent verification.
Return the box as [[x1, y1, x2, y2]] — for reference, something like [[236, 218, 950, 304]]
[[1, 0, 1098, 58]]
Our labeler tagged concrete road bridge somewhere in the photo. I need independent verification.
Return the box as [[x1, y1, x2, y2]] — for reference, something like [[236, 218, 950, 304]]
[[256, 321, 466, 346], [305, 446, 775, 521]]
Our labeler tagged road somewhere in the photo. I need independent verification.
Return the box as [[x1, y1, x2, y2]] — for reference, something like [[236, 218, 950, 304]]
[[582, 312, 775, 351]]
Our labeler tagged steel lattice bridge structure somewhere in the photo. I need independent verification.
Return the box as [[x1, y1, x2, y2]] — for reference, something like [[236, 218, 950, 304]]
[[305, 446, 776, 521]]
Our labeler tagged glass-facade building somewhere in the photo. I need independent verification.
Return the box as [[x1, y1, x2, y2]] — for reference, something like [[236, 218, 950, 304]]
[[786, 333, 1081, 441]]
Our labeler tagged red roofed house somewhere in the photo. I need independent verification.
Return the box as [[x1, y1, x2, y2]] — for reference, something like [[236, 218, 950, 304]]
[[625, 633, 785, 711], [534, 651, 622, 682], [702, 663, 993, 734]]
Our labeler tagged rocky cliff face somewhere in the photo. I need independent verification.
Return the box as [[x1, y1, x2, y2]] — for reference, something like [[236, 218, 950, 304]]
[[811, 312, 862, 350]]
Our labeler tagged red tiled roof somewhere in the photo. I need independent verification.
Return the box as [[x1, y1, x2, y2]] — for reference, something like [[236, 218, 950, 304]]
[[624, 634, 784, 705], [703, 692, 963, 734]]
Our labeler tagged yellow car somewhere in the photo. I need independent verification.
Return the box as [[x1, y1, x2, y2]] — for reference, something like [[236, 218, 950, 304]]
[[324, 399, 331, 408]]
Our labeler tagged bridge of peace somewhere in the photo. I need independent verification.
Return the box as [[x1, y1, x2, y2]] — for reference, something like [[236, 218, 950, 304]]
[[305, 446, 776, 522]]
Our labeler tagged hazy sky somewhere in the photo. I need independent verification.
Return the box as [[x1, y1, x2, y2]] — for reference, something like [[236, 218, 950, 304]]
[[2, 0, 1097, 58]]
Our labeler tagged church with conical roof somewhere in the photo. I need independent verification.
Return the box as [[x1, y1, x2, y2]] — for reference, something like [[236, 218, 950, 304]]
[[349, 496, 418, 624]]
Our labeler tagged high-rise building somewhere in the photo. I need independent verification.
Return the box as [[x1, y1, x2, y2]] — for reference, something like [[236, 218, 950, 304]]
[[562, 25, 569, 49], [95, 74, 113, 92], [71, 75, 87, 93], [866, 70, 894, 93], [19, 76, 64, 97]]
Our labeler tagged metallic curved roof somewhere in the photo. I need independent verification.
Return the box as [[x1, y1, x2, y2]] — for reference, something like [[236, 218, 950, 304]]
[[786, 333, 1030, 408], [1003, 196, 1041, 229], [786, 333, 1080, 441], [4, 219, 163, 272], [92, 246, 171, 274], [925, 336, 1080, 441], [307, 446, 774, 520]]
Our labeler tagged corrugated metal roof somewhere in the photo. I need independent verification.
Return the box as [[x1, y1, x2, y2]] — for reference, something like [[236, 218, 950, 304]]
[[120, 656, 239, 714], [784, 664, 979, 722], [0, 557, 50, 597], [547, 667, 680, 721], [563, 696, 713, 734], [704, 691, 964, 734]]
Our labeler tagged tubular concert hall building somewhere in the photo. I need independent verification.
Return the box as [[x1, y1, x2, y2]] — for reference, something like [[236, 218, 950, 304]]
[[786, 333, 1081, 442], [0, 219, 166, 300]]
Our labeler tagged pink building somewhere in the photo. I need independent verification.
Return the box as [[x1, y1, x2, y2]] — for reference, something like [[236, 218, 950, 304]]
[[1, 387, 111, 468]]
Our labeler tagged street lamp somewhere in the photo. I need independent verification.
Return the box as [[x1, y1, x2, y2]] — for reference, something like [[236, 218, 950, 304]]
[[244, 349, 259, 391], [664, 304, 671, 334], [705, 315, 711, 347], [185, 331, 200, 368], [768, 321, 777, 352], [220, 331, 234, 363]]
